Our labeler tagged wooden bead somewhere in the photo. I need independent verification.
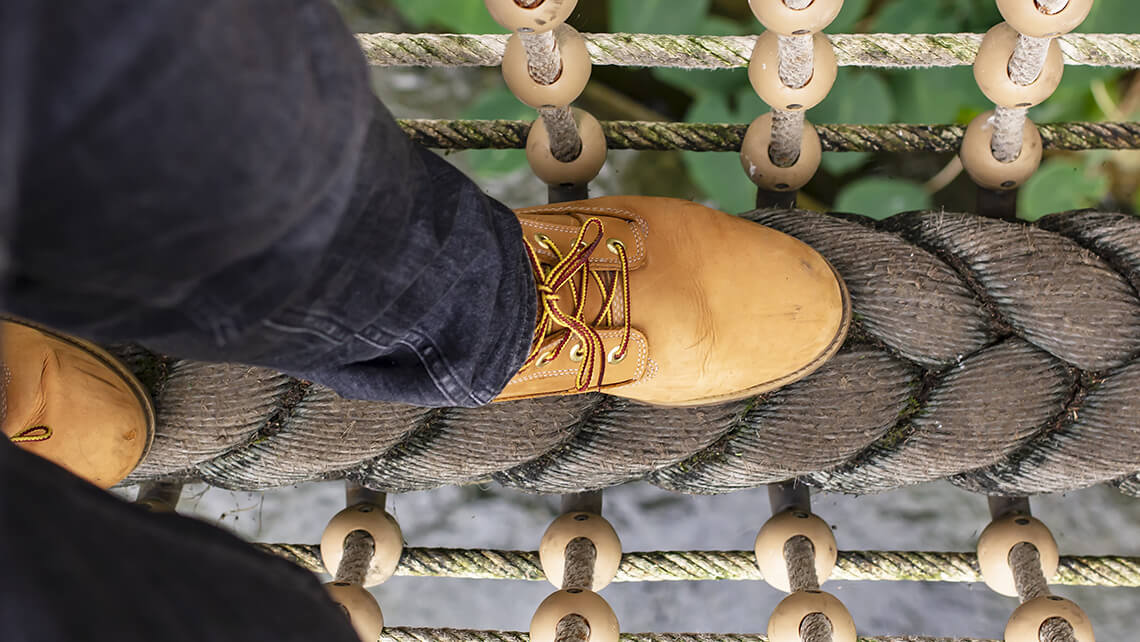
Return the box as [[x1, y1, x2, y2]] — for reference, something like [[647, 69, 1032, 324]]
[[321, 504, 404, 587], [740, 113, 822, 192], [1005, 596, 1094, 642], [749, 31, 837, 111], [540, 512, 622, 590], [531, 589, 620, 642], [768, 591, 856, 642], [959, 110, 1043, 191], [996, 0, 1093, 37], [484, 0, 578, 34], [974, 23, 1064, 109], [527, 108, 607, 186], [749, 0, 844, 35], [976, 514, 1059, 597], [325, 582, 385, 642], [755, 509, 837, 593], [503, 25, 591, 109]]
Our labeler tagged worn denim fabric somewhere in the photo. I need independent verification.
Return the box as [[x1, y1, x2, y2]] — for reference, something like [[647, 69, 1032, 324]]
[[0, 437, 360, 642], [0, 0, 536, 408]]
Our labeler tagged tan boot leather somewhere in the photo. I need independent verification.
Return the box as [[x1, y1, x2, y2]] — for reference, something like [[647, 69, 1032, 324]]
[[2, 318, 155, 488], [496, 196, 850, 406]]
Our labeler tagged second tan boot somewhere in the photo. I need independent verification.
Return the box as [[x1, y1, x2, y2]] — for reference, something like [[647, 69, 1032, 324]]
[[496, 196, 850, 406], [2, 318, 155, 488]]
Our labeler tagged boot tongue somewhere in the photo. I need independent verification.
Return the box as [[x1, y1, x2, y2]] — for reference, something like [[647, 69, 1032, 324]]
[[520, 212, 626, 342]]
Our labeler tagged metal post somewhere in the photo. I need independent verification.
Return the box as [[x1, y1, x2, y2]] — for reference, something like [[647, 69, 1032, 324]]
[[561, 491, 603, 514], [768, 480, 811, 514], [346, 481, 386, 508], [988, 495, 1031, 520]]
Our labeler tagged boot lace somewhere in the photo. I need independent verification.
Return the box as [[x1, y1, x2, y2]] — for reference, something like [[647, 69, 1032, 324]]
[[10, 425, 52, 443], [522, 217, 632, 391]]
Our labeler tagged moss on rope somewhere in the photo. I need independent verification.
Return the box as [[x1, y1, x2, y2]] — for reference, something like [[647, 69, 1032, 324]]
[[397, 119, 1140, 153]]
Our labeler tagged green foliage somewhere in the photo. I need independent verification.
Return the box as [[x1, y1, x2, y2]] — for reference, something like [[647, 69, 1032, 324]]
[[812, 70, 893, 174], [460, 89, 533, 178], [835, 177, 932, 218], [609, 0, 710, 34], [682, 93, 756, 213], [381, 0, 1136, 215], [388, 0, 502, 33], [1019, 159, 1109, 220], [829, 0, 873, 34]]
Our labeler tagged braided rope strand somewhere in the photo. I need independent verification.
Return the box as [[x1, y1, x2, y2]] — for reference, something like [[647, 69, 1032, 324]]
[[356, 33, 1140, 69], [396, 119, 1140, 152], [380, 629, 1000, 642], [250, 545, 1140, 587]]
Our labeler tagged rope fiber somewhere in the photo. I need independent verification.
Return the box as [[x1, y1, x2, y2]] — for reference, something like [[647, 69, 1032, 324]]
[[396, 119, 1140, 152], [356, 33, 1140, 69], [252, 545, 1140, 587], [379, 629, 1000, 642], [118, 209, 1140, 498]]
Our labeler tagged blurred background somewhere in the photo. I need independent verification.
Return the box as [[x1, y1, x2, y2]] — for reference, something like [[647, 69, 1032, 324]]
[[140, 2, 1140, 640], [339, 0, 1140, 220]]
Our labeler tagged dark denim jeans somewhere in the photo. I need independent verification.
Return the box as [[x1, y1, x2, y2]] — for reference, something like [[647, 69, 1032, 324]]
[[1, 0, 535, 408], [1, 0, 537, 640]]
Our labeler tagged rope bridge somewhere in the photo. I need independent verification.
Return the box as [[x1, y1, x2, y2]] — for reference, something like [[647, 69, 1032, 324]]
[[119, 3, 1140, 642], [120, 209, 1140, 497]]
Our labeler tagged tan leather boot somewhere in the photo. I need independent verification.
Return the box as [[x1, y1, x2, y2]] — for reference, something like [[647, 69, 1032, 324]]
[[2, 318, 155, 488], [496, 197, 850, 406]]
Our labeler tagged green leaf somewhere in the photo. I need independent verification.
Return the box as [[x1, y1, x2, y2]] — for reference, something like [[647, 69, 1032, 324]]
[[1077, 0, 1133, 33], [823, 152, 870, 175], [810, 69, 892, 174], [682, 92, 756, 213], [829, 0, 872, 33], [1018, 159, 1108, 221], [610, 0, 710, 33], [835, 178, 932, 219], [389, 0, 502, 33], [889, 67, 984, 124], [1030, 66, 1121, 123], [462, 88, 535, 121], [812, 69, 893, 125], [460, 89, 534, 177], [872, 0, 963, 32]]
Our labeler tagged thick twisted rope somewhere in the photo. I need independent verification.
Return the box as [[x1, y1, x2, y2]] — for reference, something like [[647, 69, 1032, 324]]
[[357, 33, 1140, 69], [250, 546, 1140, 588], [380, 629, 998, 642], [397, 119, 1140, 152], [118, 210, 1140, 497]]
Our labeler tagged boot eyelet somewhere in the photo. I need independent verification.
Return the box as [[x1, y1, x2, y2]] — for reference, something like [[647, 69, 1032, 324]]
[[606, 239, 625, 255], [607, 347, 627, 364], [536, 352, 556, 367], [569, 344, 585, 362], [535, 233, 554, 248]]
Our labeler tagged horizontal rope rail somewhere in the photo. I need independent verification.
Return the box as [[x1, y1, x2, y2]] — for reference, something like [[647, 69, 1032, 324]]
[[252, 545, 1140, 587], [381, 627, 999, 642], [399, 119, 1140, 153], [358, 32, 1140, 69]]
